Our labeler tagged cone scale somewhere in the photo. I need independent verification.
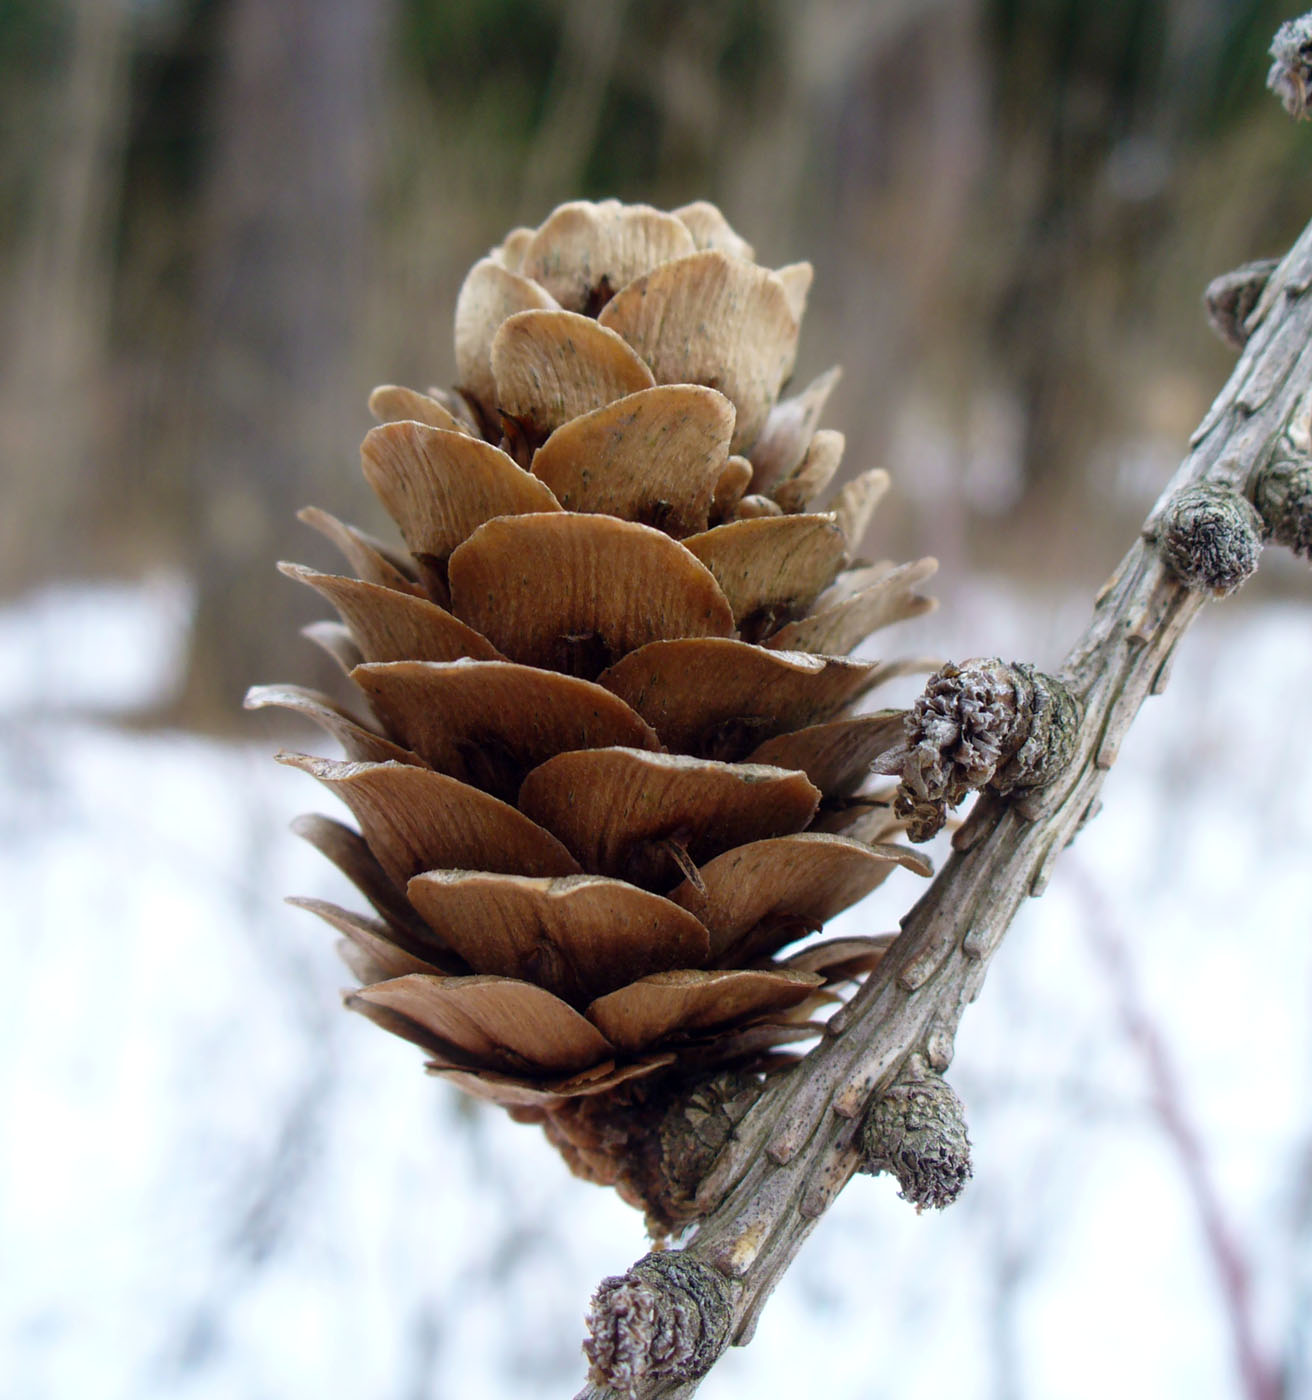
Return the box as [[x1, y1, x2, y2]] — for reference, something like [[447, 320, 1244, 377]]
[[251, 199, 939, 1216]]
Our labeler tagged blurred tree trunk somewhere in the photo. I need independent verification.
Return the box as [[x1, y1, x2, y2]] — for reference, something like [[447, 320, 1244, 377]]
[[0, 0, 130, 594], [517, 0, 629, 220], [726, 0, 987, 576], [179, 0, 390, 726]]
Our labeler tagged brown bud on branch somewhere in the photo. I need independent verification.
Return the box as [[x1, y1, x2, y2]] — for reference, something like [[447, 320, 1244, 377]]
[[878, 659, 1080, 842], [1269, 15, 1312, 120], [1204, 259, 1278, 351], [860, 1061, 972, 1211], [584, 1252, 736, 1397], [654, 1071, 767, 1230], [1157, 484, 1263, 596], [533, 1070, 772, 1240], [1256, 456, 1312, 561]]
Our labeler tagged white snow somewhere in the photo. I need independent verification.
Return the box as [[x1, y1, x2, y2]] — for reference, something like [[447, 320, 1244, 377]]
[[1, 572, 1309, 1399], [0, 571, 191, 717]]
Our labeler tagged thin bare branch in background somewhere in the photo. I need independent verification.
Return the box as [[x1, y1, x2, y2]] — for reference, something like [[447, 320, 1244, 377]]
[[1069, 859, 1283, 1400], [1284, 1124, 1312, 1397]]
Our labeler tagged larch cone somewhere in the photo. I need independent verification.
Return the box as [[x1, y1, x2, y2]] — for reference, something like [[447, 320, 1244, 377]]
[[250, 199, 939, 1233]]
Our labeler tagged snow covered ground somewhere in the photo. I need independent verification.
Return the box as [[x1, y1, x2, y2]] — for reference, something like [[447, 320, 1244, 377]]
[[2, 572, 1309, 1400]]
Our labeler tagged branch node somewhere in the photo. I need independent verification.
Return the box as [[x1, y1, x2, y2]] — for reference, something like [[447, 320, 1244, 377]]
[[1204, 259, 1278, 350], [584, 1252, 736, 1395], [1158, 483, 1263, 595], [653, 1069, 766, 1223], [925, 1026, 955, 1072], [859, 1061, 972, 1211], [1269, 15, 1312, 120], [961, 926, 989, 959], [878, 660, 1080, 841], [539, 1068, 771, 1238], [1255, 454, 1312, 560]]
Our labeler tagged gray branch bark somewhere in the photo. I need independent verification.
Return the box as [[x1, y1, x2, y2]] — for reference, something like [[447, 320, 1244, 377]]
[[578, 75, 1312, 1400]]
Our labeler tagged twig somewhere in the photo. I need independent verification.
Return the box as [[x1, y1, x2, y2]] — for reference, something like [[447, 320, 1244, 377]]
[[578, 34, 1312, 1399]]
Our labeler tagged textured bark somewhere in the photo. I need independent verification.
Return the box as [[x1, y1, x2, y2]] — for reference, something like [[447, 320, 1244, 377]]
[[578, 120, 1312, 1400]]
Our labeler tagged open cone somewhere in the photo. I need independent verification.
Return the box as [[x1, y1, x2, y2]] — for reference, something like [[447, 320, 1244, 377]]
[[251, 199, 938, 1221]]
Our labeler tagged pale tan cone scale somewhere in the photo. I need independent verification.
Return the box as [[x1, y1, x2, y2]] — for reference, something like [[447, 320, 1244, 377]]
[[251, 198, 942, 1136]]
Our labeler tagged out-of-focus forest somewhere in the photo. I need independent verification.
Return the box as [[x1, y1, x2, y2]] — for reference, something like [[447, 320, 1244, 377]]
[[6, 7, 1312, 1399], [3, 0, 1308, 729]]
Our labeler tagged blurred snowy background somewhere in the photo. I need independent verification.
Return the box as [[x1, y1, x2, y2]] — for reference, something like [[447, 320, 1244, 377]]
[[3, 1, 1312, 1397], [3, 573, 1309, 1399]]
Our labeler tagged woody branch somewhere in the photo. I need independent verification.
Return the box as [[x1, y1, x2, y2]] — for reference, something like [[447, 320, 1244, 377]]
[[577, 16, 1312, 1399]]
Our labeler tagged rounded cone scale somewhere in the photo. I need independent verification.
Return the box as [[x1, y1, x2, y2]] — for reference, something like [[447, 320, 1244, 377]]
[[352, 659, 660, 799], [667, 832, 929, 963], [530, 384, 734, 537], [290, 813, 435, 946], [783, 934, 897, 981], [598, 638, 878, 760], [519, 200, 696, 313], [289, 897, 449, 981], [352, 973, 614, 1075], [711, 456, 753, 522], [454, 258, 558, 416], [597, 250, 798, 452], [368, 384, 469, 434], [297, 506, 423, 596], [245, 682, 419, 767], [360, 422, 562, 579], [767, 557, 938, 655], [281, 564, 504, 665], [405, 870, 711, 1006], [517, 747, 820, 887], [750, 367, 842, 495], [434, 1053, 676, 1110], [447, 514, 734, 677], [277, 753, 581, 887], [832, 467, 892, 553], [490, 308, 655, 439], [681, 514, 847, 635], [773, 428, 845, 514], [585, 968, 823, 1054], [673, 201, 755, 260], [745, 710, 909, 797]]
